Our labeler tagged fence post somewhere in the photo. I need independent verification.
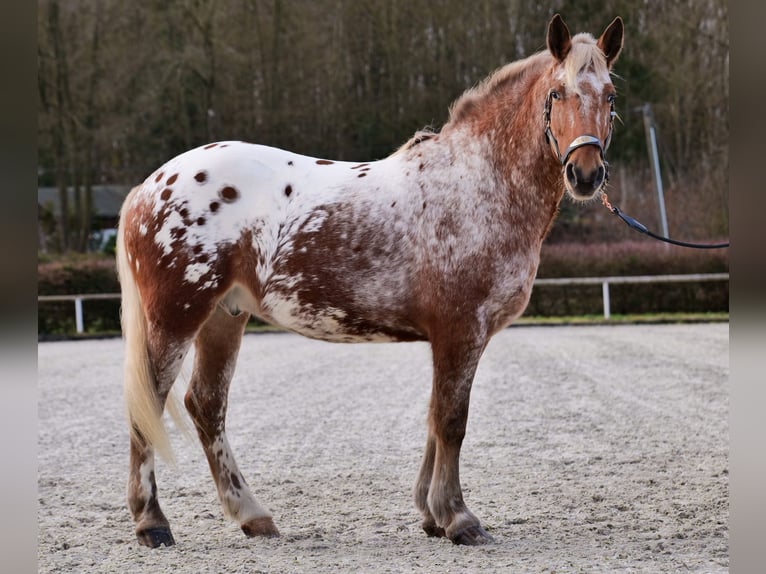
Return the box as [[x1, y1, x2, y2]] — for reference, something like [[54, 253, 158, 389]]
[[75, 297, 84, 334], [602, 281, 611, 319]]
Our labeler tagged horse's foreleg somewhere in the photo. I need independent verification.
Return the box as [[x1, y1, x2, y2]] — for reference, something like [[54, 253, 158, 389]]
[[421, 333, 494, 545], [184, 305, 280, 539]]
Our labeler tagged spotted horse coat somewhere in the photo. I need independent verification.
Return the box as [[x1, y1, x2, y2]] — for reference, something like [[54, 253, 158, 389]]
[[118, 14, 624, 549]]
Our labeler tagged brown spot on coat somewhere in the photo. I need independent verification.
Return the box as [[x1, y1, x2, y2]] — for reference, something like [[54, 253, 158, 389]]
[[285, 185, 293, 197], [210, 201, 220, 212], [194, 171, 208, 183], [287, 160, 294, 166], [358, 173, 367, 178], [220, 186, 239, 202], [230, 472, 241, 490], [160, 188, 173, 201], [316, 159, 334, 165], [204, 143, 218, 150], [197, 216, 206, 226], [167, 173, 179, 185], [155, 172, 164, 183]]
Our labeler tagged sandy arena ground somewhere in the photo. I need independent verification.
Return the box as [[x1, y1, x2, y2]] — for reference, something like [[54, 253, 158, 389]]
[[38, 323, 728, 573]]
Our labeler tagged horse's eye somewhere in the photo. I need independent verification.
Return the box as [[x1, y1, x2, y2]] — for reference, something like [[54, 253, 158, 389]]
[[550, 91, 561, 100], [607, 94, 616, 104]]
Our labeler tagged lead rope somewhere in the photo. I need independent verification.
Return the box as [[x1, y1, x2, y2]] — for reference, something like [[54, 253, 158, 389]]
[[600, 193, 729, 249]]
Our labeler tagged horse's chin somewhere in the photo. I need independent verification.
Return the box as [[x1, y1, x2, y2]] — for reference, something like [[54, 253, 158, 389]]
[[563, 183, 601, 203]]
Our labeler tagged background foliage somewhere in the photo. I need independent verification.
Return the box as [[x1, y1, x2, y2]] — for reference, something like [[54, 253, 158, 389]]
[[38, 0, 728, 250]]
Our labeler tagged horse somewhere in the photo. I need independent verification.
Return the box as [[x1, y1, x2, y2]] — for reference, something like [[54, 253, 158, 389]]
[[117, 14, 624, 548]]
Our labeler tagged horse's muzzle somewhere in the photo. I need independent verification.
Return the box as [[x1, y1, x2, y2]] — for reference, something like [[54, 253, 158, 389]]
[[565, 161, 606, 199]]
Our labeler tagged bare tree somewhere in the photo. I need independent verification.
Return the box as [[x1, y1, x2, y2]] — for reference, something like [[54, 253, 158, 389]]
[[37, 0, 729, 250]]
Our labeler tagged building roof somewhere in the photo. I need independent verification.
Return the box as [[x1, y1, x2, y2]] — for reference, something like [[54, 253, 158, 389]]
[[38, 185, 132, 218]]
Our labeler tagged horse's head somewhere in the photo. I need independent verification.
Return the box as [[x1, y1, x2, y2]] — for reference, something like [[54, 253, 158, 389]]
[[543, 14, 624, 201]]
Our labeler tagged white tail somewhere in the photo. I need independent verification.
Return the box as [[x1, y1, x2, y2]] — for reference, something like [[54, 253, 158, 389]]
[[117, 188, 178, 463]]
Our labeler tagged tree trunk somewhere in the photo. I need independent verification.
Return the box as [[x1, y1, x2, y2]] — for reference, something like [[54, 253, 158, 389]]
[[47, 0, 70, 251], [78, 1, 103, 252]]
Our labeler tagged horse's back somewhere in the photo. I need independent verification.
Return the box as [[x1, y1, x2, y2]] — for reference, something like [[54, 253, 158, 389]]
[[120, 141, 427, 342]]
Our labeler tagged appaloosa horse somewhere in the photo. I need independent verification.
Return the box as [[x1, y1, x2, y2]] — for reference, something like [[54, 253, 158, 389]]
[[118, 14, 623, 547]]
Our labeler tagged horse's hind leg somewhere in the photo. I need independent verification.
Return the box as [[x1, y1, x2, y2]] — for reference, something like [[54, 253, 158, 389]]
[[184, 304, 280, 539], [128, 437, 175, 547], [127, 331, 192, 548]]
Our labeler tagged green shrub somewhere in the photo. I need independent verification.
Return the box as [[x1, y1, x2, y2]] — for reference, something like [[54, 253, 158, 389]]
[[38, 255, 121, 335]]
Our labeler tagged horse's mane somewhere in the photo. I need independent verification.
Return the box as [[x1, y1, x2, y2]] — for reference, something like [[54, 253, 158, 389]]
[[447, 52, 549, 125], [394, 129, 439, 154], [448, 33, 608, 125], [393, 53, 549, 154], [394, 33, 608, 153]]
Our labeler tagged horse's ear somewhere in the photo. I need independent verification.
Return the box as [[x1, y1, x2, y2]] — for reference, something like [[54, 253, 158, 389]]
[[547, 14, 572, 62], [598, 17, 624, 68]]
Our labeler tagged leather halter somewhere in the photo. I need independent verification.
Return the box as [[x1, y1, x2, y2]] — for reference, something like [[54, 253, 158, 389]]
[[543, 90, 616, 166]]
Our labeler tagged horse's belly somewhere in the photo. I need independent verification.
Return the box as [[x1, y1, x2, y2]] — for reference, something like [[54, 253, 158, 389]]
[[221, 272, 424, 343], [255, 288, 423, 342]]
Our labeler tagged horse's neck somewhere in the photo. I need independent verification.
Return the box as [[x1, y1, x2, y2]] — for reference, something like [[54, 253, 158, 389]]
[[503, 85, 563, 241], [438, 86, 565, 246]]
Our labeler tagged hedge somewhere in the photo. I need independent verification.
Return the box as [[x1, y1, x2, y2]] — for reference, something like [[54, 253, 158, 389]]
[[38, 257, 123, 335], [38, 241, 728, 336], [524, 241, 728, 317]]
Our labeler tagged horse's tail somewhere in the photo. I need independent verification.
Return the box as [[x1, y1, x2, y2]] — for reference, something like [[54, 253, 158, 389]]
[[117, 187, 175, 463]]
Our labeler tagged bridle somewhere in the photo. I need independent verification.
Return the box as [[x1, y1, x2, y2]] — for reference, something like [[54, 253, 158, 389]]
[[542, 90, 729, 249], [543, 89, 616, 187]]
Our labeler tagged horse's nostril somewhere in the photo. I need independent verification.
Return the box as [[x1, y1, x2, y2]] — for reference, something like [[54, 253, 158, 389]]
[[595, 165, 605, 186], [565, 163, 577, 184]]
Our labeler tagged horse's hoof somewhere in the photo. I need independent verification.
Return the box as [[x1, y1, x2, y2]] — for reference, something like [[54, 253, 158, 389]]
[[422, 519, 446, 538], [241, 516, 280, 539], [450, 524, 495, 546], [136, 526, 176, 548]]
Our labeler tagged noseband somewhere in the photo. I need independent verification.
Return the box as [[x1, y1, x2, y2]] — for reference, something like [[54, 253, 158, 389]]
[[543, 90, 616, 177]]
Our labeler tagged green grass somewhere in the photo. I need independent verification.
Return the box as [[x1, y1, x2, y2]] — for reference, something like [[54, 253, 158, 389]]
[[243, 312, 729, 334], [38, 312, 729, 341], [514, 311, 729, 326]]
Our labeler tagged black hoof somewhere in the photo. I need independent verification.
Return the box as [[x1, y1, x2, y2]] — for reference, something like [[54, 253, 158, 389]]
[[451, 524, 495, 546], [137, 527, 176, 548]]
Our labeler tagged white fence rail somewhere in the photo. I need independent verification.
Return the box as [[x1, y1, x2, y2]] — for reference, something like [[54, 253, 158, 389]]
[[38, 293, 121, 335], [533, 273, 729, 319], [39, 273, 729, 334]]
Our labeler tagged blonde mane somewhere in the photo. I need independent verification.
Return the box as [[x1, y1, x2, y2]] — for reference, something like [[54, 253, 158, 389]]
[[560, 33, 611, 93]]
